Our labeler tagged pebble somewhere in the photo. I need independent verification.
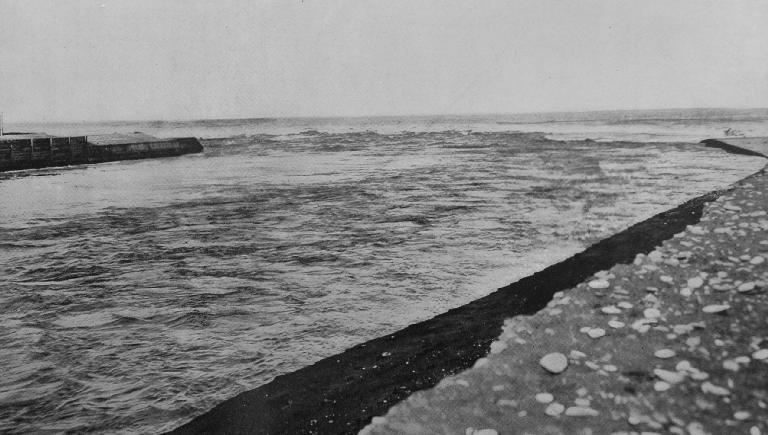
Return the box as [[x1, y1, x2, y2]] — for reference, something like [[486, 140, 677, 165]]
[[686, 336, 701, 347], [608, 320, 625, 329], [687, 422, 706, 435], [734, 411, 751, 420], [654, 368, 684, 384], [569, 350, 586, 359], [648, 251, 663, 262], [617, 301, 633, 309], [544, 402, 565, 416], [654, 381, 671, 392], [735, 356, 751, 364], [535, 392, 554, 404], [587, 328, 606, 339], [584, 361, 600, 370], [752, 349, 768, 360], [540, 353, 569, 374], [654, 349, 676, 359], [574, 398, 590, 407], [702, 304, 730, 313], [564, 406, 599, 417], [750, 256, 765, 265], [738, 282, 757, 292], [601, 305, 622, 314], [643, 308, 661, 319], [687, 277, 704, 288], [690, 371, 709, 381], [701, 381, 730, 396], [588, 279, 610, 289], [473, 430, 498, 435]]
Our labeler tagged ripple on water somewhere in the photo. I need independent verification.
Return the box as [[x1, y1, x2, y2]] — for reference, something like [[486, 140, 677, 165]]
[[0, 128, 764, 433]]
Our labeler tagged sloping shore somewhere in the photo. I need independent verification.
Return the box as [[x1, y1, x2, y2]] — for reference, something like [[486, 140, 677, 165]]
[[168, 139, 766, 434], [362, 141, 768, 434]]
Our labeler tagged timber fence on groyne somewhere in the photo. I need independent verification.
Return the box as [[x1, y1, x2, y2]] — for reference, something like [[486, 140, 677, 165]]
[[0, 136, 203, 172]]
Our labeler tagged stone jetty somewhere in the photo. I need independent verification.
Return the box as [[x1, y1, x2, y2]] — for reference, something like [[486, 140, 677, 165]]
[[0, 132, 202, 172]]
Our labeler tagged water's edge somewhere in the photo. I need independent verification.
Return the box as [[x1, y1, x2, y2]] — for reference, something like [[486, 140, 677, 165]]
[[169, 140, 767, 435]]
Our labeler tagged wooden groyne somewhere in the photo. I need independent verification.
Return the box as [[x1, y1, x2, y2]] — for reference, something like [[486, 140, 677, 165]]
[[0, 134, 203, 172]]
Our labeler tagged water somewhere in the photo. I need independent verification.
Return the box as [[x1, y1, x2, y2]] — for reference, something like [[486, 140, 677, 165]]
[[1, 110, 766, 433]]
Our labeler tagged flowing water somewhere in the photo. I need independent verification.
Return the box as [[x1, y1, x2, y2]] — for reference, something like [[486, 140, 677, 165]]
[[1, 111, 766, 433]]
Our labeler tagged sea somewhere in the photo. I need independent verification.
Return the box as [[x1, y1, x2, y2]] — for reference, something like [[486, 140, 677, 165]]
[[1, 109, 767, 433]]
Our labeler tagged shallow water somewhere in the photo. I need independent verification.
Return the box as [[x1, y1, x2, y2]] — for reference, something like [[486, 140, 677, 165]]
[[0, 118, 765, 433]]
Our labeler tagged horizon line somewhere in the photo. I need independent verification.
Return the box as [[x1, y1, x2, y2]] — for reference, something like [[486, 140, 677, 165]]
[[3, 106, 768, 125]]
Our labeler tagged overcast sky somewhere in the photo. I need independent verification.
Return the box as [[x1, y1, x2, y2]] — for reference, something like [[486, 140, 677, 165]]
[[1, 0, 767, 122]]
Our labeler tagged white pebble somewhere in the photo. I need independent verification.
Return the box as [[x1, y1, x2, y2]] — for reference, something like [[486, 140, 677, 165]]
[[687, 422, 706, 435], [648, 251, 663, 262], [654, 349, 676, 359], [608, 320, 625, 329], [544, 402, 565, 416], [752, 349, 768, 360], [654, 368, 684, 384], [738, 282, 756, 292], [601, 305, 622, 314], [587, 328, 606, 339], [588, 279, 610, 289], [564, 406, 599, 417], [643, 308, 661, 319], [687, 277, 704, 289], [569, 350, 587, 359], [702, 304, 730, 313], [535, 392, 554, 404], [540, 352, 569, 374], [750, 256, 765, 265], [654, 381, 671, 391], [701, 381, 730, 396]]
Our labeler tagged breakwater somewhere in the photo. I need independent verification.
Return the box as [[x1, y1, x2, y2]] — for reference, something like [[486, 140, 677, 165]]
[[0, 135, 203, 172]]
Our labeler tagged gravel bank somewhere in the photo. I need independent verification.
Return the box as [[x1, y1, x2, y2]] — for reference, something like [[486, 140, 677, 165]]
[[362, 143, 768, 435]]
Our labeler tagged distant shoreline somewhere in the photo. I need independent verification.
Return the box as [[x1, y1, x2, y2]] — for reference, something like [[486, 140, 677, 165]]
[[5, 107, 767, 128]]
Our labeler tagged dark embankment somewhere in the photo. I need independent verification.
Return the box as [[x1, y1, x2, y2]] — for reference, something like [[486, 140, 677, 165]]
[[700, 138, 767, 158], [170, 189, 723, 434]]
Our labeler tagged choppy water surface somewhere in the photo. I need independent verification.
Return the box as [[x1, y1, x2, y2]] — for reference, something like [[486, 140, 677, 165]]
[[0, 116, 765, 433]]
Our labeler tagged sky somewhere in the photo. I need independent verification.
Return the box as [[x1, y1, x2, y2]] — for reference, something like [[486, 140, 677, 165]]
[[1, 0, 767, 122]]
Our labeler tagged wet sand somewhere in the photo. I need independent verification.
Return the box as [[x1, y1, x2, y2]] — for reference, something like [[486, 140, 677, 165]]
[[167, 140, 763, 434]]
